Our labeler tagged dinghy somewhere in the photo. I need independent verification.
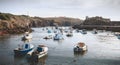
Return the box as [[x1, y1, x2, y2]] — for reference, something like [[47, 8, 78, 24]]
[[74, 42, 87, 52]]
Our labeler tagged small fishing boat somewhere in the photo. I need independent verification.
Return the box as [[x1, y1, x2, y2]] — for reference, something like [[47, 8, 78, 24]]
[[117, 35, 120, 39], [43, 35, 52, 39], [22, 33, 32, 40], [54, 30, 57, 33], [47, 30, 51, 33], [66, 32, 73, 37], [76, 29, 80, 33], [54, 33, 64, 40], [92, 29, 98, 34], [14, 43, 34, 56], [30, 45, 48, 59], [74, 42, 87, 52], [80, 29, 87, 34], [116, 34, 120, 39], [114, 32, 120, 39]]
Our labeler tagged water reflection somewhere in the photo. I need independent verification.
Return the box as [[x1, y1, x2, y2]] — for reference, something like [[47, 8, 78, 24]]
[[27, 55, 48, 65], [21, 39, 32, 43], [0, 27, 120, 65], [14, 55, 28, 65], [74, 51, 87, 57]]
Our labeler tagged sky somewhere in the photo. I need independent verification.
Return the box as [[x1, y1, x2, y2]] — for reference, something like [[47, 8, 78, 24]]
[[0, 0, 120, 21]]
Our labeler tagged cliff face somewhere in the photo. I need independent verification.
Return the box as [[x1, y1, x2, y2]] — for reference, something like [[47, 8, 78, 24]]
[[0, 13, 30, 29], [0, 12, 82, 34]]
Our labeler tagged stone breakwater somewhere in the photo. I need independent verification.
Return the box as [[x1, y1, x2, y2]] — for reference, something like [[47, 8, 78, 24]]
[[73, 25, 120, 32]]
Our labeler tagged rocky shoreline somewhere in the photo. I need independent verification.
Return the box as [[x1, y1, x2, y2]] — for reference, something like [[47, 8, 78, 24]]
[[0, 27, 33, 35], [0, 12, 82, 35], [0, 12, 120, 35], [73, 16, 120, 32], [73, 25, 120, 32]]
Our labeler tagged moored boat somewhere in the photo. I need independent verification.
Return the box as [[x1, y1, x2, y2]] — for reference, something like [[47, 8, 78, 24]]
[[14, 43, 34, 56], [54, 33, 64, 40], [66, 32, 73, 37], [22, 32, 32, 40], [114, 32, 120, 39], [43, 35, 52, 39], [80, 29, 87, 34], [92, 29, 98, 34], [74, 42, 87, 52], [30, 45, 48, 59], [47, 30, 51, 33], [116, 34, 120, 39]]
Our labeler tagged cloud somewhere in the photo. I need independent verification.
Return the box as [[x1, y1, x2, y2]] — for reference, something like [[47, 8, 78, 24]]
[[0, 0, 120, 20]]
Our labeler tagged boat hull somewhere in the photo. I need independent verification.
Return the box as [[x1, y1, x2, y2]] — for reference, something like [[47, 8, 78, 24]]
[[30, 46, 48, 59], [66, 34, 73, 37], [14, 48, 34, 56], [37, 52, 48, 58]]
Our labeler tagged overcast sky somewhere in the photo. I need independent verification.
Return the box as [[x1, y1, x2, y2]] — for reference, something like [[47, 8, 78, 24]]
[[0, 0, 120, 21]]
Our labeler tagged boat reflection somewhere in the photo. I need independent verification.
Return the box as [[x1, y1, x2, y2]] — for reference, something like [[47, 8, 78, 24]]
[[74, 51, 87, 57], [27, 55, 48, 65], [14, 55, 27, 65], [21, 39, 31, 43]]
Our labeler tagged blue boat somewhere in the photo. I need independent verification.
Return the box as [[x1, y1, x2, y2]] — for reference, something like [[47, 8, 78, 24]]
[[47, 30, 51, 33], [14, 43, 34, 56], [80, 29, 87, 34], [54, 33, 63, 40], [117, 35, 120, 39], [114, 32, 120, 39]]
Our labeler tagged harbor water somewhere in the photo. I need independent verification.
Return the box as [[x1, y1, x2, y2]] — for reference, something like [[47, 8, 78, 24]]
[[0, 27, 120, 65]]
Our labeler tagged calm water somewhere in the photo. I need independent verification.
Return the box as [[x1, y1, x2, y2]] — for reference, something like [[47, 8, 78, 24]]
[[0, 27, 120, 65]]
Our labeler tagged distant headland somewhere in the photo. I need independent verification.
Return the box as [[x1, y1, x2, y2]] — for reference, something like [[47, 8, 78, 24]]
[[0, 12, 120, 35]]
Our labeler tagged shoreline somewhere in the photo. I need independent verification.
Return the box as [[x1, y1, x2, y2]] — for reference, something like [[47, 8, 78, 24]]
[[73, 25, 120, 32], [0, 28, 33, 35]]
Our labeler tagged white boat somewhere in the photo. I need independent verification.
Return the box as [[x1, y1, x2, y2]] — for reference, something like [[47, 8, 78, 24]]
[[66, 32, 73, 37], [30, 45, 48, 59], [54, 33, 64, 40], [22, 33, 32, 40], [43, 35, 52, 39], [14, 43, 34, 56], [74, 42, 87, 52]]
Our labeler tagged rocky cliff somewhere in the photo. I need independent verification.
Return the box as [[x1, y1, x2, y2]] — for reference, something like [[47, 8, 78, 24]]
[[0, 12, 82, 34]]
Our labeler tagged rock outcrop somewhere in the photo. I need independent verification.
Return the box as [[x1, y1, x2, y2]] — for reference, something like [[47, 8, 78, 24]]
[[73, 16, 120, 32], [82, 16, 111, 25], [0, 12, 82, 34]]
